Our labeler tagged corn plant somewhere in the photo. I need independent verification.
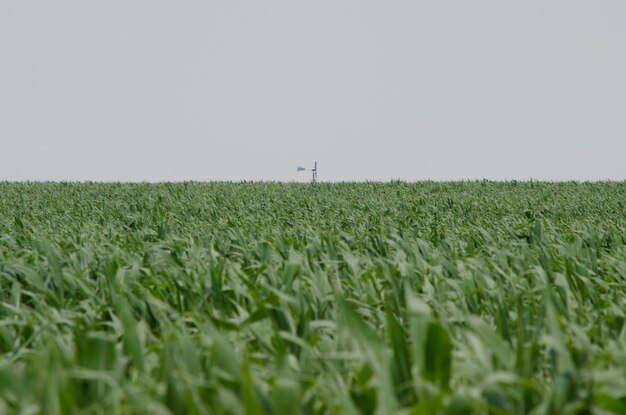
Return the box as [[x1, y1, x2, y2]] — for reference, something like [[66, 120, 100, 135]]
[[0, 181, 624, 414]]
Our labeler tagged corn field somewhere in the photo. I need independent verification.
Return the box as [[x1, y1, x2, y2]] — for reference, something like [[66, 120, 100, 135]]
[[0, 182, 625, 414]]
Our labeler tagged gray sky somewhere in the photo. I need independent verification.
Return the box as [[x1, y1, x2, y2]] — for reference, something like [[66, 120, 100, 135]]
[[1, 1, 625, 182]]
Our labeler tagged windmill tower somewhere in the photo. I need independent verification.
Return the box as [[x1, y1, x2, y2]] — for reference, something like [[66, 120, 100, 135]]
[[297, 162, 318, 183]]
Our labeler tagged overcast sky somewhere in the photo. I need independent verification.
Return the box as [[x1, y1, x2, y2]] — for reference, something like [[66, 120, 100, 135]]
[[1, 1, 625, 182]]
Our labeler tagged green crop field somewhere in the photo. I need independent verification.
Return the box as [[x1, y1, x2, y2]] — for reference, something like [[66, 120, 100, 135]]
[[0, 182, 625, 414]]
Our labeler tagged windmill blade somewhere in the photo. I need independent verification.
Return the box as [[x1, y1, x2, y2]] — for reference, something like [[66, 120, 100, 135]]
[[297, 166, 306, 171]]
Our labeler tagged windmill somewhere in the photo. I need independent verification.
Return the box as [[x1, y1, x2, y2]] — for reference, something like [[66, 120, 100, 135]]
[[297, 161, 318, 182]]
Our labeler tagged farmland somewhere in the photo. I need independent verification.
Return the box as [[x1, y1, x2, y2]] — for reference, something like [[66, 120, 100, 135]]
[[0, 181, 625, 414]]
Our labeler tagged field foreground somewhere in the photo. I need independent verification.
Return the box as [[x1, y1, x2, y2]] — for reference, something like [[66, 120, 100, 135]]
[[0, 182, 625, 414]]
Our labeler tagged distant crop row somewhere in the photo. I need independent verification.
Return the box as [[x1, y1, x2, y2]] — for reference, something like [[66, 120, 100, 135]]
[[0, 182, 624, 414]]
